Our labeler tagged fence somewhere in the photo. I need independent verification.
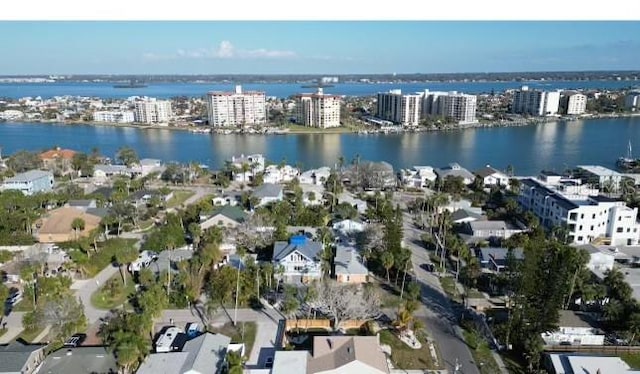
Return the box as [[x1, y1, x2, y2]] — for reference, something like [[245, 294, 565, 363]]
[[545, 345, 640, 354], [280, 319, 369, 347]]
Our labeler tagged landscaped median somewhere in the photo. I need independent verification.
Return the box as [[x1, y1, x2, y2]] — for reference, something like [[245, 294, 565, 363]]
[[90, 273, 136, 310]]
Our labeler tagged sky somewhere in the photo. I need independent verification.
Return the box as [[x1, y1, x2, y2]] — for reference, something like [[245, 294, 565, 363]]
[[1, 21, 640, 75]]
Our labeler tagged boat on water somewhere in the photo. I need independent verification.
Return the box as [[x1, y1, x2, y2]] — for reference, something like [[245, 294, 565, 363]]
[[616, 140, 640, 171], [113, 79, 147, 88]]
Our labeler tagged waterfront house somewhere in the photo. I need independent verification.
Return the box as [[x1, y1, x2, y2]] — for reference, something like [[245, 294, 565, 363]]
[[299, 167, 331, 185], [93, 164, 133, 180], [37, 347, 118, 374], [334, 244, 369, 284], [1, 170, 54, 195], [263, 164, 299, 184], [474, 165, 510, 187], [252, 183, 284, 207], [200, 206, 248, 230], [400, 166, 438, 189], [229, 154, 265, 182], [0, 341, 46, 374], [138, 332, 232, 374], [39, 147, 77, 175], [435, 163, 475, 185], [337, 192, 368, 215], [273, 235, 323, 284], [132, 158, 164, 177]]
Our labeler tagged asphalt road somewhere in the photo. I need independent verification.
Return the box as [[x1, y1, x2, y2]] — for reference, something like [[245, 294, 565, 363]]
[[400, 206, 480, 374]]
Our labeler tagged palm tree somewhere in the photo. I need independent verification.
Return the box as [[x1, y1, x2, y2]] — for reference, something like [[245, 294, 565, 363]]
[[71, 217, 85, 241], [381, 252, 394, 283], [227, 350, 244, 374], [188, 222, 203, 250], [241, 163, 250, 183]]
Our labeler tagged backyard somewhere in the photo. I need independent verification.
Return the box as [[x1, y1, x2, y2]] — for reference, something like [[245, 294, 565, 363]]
[[208, 322, 257, 360]]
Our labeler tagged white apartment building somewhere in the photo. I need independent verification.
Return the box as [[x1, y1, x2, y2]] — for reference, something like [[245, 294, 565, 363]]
[[423, 90, 477, 124], [519, 176, 640, 246], [134, 99, 172, 124], [93, 110, 135, 123], [511, 86, 561, 116], [625, 91, 640, 111], [295, 88, 341, 128], [561, 92, 587, 115], [206, 85, 267, 127], [376, 89, 421, 127]]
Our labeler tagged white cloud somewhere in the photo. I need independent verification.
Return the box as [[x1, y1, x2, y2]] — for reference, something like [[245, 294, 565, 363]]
[[144, 40, 298, 61]]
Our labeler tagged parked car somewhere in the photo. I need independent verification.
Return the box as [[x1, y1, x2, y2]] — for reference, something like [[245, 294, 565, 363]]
[[420, 263, 435, 272], [64, 333, 87, 347], [5, 289, 22, 306], [186, 323, 199, 338]]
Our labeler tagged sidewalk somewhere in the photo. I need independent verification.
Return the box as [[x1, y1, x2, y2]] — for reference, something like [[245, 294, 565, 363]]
[[0, 312, 25, 344]]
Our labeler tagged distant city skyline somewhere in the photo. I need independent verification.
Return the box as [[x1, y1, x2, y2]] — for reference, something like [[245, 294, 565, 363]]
[[1, 21, 639, 75]]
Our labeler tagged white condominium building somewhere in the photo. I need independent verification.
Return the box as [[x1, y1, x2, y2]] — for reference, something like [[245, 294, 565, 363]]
[[376, 89, 421, 127], [295, 88, 341, 128], [561, 92, 587, 115], [93, 110, 135, 123], [134, 99, 172, 124], [206, 85, 266, 127], [423, 90, 477, 124], [518, 175, 640, 246], [511, 86, 561, 116], [625, 91, 640, 111]]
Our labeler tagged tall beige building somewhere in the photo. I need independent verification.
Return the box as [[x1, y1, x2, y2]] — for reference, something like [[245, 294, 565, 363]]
[[295, 88, 341, 128], [134, 99, 172, 124], [561, 92, 587, 115], [206, 85, 267, 127], [423, 90, 477, 124]]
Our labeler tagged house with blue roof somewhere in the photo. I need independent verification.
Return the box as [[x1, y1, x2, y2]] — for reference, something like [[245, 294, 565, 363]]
[[272, 235, 324, 284]]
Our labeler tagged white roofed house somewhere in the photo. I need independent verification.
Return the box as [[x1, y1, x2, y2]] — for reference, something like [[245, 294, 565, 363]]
[[332, 218, 366, 235], [465, 220, 525, 241], [263, 164, 299, 184], [401, 166, 437, 189], [273, 235, 324, 284], [541, 310, 605, 346], [299, 167, 331, 186], [435, 163, 476, 185], [474, 165, 510, 187], [337, 192, 368, 215]]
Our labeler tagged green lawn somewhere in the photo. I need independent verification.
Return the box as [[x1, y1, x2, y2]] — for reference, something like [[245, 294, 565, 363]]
[[81, 238, 138, 277], [90, 273, 136, 310], [462, 328, 501, 374], [17, 327, 46, 343], [465, 288, 486, 299], [167, 190, 195, 208], [379, 329, 441, 370], [439, 277, 462, 302], [11, 298, 35, 312], [208, 322, 257, 360], [622, 353, 640, 369]]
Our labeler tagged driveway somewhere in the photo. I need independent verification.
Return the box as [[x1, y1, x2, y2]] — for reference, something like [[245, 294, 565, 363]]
[[71, 265, 120, 324], [0, 311, 25, 344]]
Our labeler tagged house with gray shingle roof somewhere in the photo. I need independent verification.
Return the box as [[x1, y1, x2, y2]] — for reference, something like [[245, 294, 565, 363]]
[[334, 244, 368, 284], [474, 165, 510, 187], [137, 332, 232, 374], [273, 235, 323, 284], [37, 346, 117, 374], [0, 341, 46, 374], [200, 206, 248, 230], [252, 183, 284, 207], [435, 163, 475, 185]]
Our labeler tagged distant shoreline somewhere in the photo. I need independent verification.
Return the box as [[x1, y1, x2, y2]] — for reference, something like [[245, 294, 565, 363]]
[[2, 112, 640, 135]]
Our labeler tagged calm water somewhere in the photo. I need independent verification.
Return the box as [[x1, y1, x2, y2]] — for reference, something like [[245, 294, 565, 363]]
[[0, 80, 638, 99], [2, 118, 640, 175]]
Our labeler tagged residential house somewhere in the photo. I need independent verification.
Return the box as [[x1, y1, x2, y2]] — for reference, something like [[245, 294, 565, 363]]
[[435, 163, 475, 185], [133, 158, 163, 177], [465, 220, 525, 241], [0, 341, 46, 374], [577, 244, 615, 275], [66, 199, 97, 211], [299, 167, 331, 186], [474, 165, 510, 187], [93, 164, 132, 180], [39, 148, 76, 175], [252, 183, 284, 207], [332, 219, 366, 235], [263, 165, 299, 184], [37, 347, 118, 374], [138, 332, 232, 374], [36, 207, 103, 243], [337, 193, 368, 215], [451, 209, 483, 224], [149, 248, 194, 275], [229, 154, 265, 182], [476, 247, 524, 272], [400, 166, 437, 189], [301, 184, 325, 207], [546, 353, 638, 374], [273, 235, 323, 284], [334, 244, 368, 284], [541, 311, 604, 346], [1, 170, 54, 195], [212, 191, 242, 207], [200, 206, 248, 230], [271, 336, 390, 374], [128, 189, 174, 208]]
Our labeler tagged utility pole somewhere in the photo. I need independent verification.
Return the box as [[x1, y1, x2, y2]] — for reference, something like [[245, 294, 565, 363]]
[[400, 260, 409, 299], [234, 260, 240, 326]]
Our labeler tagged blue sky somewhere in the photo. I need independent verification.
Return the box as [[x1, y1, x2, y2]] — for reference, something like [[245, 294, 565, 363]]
[[1, 21, 639, 74]]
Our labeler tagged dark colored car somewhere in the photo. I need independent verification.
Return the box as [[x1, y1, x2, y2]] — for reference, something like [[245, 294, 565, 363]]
[[420, 263, 435, 272], [64, 333, 87, 347]]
